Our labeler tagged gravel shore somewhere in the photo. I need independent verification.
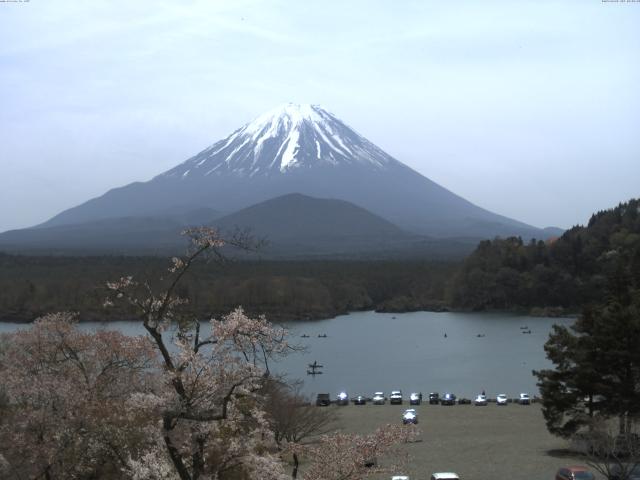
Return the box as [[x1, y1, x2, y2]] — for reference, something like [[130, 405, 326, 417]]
[[328, 402, 598, 480]]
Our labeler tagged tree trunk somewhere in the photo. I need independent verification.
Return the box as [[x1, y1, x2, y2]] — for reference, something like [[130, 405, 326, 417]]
[[292, 452, 299, 479], [192, 433, 205, 480], [163, 416, 192, 480], [619, 414, 626, 435], [625, 412, 633, 435]]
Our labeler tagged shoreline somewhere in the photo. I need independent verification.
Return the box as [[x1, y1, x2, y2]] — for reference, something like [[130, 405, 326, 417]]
[[0, 305, 579, 324]]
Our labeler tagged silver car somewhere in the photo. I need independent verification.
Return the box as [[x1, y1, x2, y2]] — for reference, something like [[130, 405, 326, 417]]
[[372, 392, 386, 405], [390, 390, 403, 405], [402, 408, 418, 424]]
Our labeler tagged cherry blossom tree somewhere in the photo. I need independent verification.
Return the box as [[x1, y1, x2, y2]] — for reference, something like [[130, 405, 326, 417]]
[[0, 312, 156, 479], [292, 423, 418, 480], [105, 227, 291, 480]]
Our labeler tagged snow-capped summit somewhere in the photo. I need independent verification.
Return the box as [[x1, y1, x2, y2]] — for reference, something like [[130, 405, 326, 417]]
[[161, 103, 399, 178]]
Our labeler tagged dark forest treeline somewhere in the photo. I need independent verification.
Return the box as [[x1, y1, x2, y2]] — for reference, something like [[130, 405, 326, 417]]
[[0, 254, 457, 322], [3, 199, 638, 322], [451, 198, 640, 312]]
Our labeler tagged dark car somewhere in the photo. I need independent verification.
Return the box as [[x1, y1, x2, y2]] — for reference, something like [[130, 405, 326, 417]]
[[336, 391, 349, 405], [409, 392, 422, 405], [555, 466, 595, 480], [316, 393, 330, 406], [428, 392, 440, 405], [441, 393, 456, 405], [353, 395, 366, 405]]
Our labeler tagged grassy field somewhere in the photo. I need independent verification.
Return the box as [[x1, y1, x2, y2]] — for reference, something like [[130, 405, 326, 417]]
[[327, 402, 599, 480]]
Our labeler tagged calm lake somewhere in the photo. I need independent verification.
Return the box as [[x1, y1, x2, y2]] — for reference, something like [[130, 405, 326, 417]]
[[0, 310, 573, 399]]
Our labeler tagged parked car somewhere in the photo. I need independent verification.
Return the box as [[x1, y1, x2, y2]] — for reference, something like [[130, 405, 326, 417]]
[[518, 393, 531, 405], [391, 476, 410, 480], [409, 392, 422, 405], [555, 466, 595, 480], [474, 394, 487, 406], [428, 392, 440, 405], [496, 394, 508, 405], [336, 391, 349, 406], [402, 408, 418, 424], [354, 395, 366, 405], [390, 390, 403, 405], [441, 393, 456, 405], [431, 473, 460, 480], [316, 393, 330, 406], [611, 464, 640, 480], [372, 392, 386, 405]]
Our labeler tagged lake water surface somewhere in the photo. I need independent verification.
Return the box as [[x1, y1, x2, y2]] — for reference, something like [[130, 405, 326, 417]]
[[0, 310, 572, 399]]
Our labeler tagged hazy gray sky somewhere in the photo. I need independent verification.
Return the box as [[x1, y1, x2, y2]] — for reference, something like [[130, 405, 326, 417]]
[[1, 0, 638, 232]]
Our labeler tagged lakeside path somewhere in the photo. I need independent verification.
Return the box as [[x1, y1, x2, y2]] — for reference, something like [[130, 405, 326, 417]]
[[328, 402, 599, 480]]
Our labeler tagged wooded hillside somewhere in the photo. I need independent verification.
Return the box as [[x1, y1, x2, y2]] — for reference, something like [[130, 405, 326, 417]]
[[451, 199, 640, 312]]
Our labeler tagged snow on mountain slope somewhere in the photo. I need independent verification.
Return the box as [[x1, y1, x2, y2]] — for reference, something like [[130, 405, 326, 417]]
[[160, 104, 400, 178]]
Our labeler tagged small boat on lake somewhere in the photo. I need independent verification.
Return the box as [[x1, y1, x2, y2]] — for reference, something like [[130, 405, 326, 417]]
[[318, 334, 327, 338], [301, 334, 310, 338], [307, 370, 323, 375]]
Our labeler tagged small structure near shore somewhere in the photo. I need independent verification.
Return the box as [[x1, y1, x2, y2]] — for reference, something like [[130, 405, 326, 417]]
[[307, 360, 324, 375]]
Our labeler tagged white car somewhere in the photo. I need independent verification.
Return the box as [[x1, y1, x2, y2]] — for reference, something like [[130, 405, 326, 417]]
[[372, 392, 385, 405], [409, 392, 422, 405], [402, 408, 418, 424], [390, 390, 403, 405], [474, 394, 487, 406], [431, 474, 459, 480], [391, 476, 410, 480], [518, 393, 531, 405], [336, 391, 349, 405], [496, 394, 508, 405]]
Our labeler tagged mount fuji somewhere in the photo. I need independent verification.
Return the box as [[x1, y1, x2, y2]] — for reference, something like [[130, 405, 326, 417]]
[[1, 104, 561, 255]]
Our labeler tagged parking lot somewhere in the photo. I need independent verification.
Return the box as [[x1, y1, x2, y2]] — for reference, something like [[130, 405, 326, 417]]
[[327, 402, 599, 480]]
